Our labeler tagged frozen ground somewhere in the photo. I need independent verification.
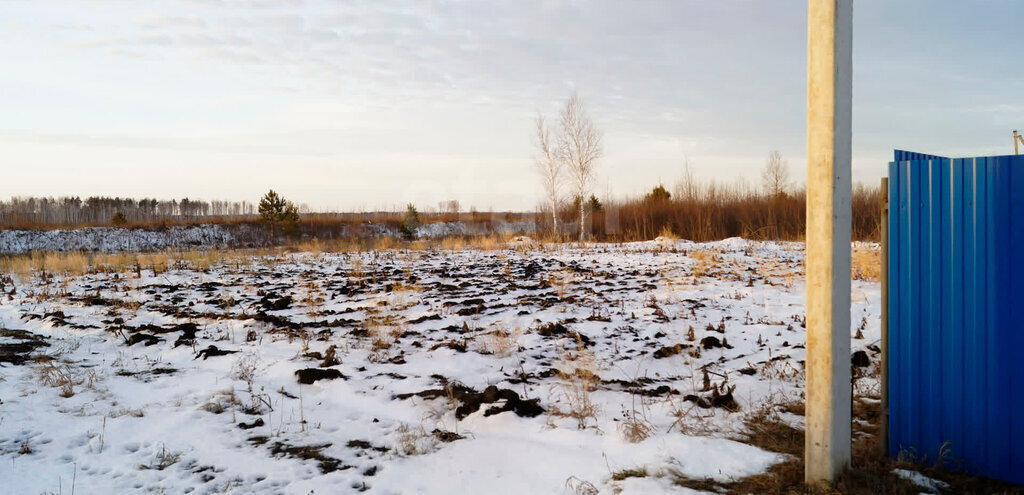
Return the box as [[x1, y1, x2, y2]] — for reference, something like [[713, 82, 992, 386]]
[[0, 239, 881, 494]]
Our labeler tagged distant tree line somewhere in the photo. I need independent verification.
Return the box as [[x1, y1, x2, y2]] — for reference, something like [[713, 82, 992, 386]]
[[0, 196, 256, 229], [584, 155, 882, 242], [539, 152, 882, 242]]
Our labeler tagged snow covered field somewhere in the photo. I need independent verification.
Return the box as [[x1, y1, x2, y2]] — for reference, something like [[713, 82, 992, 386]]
[[0, 239, 882, 494]]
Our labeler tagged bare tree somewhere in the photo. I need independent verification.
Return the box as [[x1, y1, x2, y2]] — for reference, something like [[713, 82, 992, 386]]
[[673, 157, 698, 202], [761, 150, 791, 198], [438, 200, 460, 215], [558, 93, 603, 241], [534, 113, 562, 235]]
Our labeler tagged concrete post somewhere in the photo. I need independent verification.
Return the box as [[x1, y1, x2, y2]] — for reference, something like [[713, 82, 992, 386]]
[[805, 0, 853, 485]]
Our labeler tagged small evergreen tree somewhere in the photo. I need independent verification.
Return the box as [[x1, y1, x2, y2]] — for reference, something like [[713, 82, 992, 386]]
[[111, 211, 128, 226], [258, 190, 300, 238], [400, 203, 421, 240], [644, 184, 671, 203], [571, 194, 603, 213]]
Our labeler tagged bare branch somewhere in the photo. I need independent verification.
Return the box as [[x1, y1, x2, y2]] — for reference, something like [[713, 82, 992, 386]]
[[534, 113, 563, 235]]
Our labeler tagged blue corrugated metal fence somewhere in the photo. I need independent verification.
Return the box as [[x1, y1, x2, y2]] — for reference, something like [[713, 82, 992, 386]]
[[887, 150, 1024, 484]]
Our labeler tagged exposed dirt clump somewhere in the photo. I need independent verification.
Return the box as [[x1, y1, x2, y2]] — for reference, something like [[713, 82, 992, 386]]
[[268, 441, 350, 474], [195, 345, 239, 360], [237, 418, 265, 430], [683, 383, 740, 411], [701, 335, 734, 350], [0, 328, 49, 365], [127, 333, 162, 346], [295, 368, 346, 384], [536, 322, 569, 337], [395, 383, 544, 419], [652, 344, 690, 359], [432, 429, 464, 443], [852, 350, 871, 368], [259, 294, 292, 311]]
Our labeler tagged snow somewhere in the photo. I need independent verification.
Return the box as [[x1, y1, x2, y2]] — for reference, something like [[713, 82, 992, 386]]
[[0, 225, 237, 254], [0, 221, 538, 254], [893, 468, 951, 493], [0, 238, 882, 494]]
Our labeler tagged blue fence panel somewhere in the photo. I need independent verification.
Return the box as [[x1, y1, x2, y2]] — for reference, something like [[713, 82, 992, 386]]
[[888, 151, 1024, 484]]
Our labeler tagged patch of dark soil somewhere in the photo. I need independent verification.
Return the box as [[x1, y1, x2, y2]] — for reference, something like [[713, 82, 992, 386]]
[[0, 328, 49, 365], [238, 418, 264, 430], [603, 376, 658, 388], [346, 440, 390, 454], [71, 295, 112, 306], [429, 340, 467, 353], [259, 295, 292, 311], [652, 344, 691, 359], [129, 322, 199, 348], [536, 322, 569, 337], [323, 318, 359, 328], [296, 368, 346, 384], [852, 350, 871, 368], [408, 314, 442, 324], [127, 333, 162, 346], [628, 385, 680, 397], [395, 383, 544, 419], [535, 321, 592, 347], [700, 335, 733, 350], [507, 367, 558, 384], [195, 345, 239, 360], [456, 305, 484, 316], [116, 367, 178, 381], [43, 310, 69, 325], [523, 261, 543, 279], [248, 312, 300, 330], [268, 441, 351, 474]]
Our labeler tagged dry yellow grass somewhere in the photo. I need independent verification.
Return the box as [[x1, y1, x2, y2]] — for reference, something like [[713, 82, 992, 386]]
[[438, 236, 468, 251], [477, 324, 522, 357], [475, 234, 504, 251], [294, 238, 322, 257], [374, 236, 395, 251], [657, 225, 678, 241], [0, 255, 36, 280], [851, 244, 881, 281], [551, 335, 600, 430], [689, 249, 721, 278]]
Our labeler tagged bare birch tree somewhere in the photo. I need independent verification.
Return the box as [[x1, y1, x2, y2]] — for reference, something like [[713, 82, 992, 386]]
[[761, 150, 791, 198], [534, 113, 562, 236], [558, 92, 603, 241]]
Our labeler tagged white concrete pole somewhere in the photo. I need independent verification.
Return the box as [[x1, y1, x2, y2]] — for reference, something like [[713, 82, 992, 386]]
[[805, 0, 852, 485]]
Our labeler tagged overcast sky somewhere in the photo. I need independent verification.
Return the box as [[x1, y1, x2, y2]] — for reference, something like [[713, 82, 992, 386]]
[[2, 1, 1022, 211]]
